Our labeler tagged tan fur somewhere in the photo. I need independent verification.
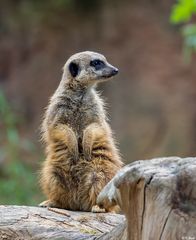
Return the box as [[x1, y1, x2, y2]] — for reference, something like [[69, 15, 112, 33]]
[[39, 51, 123, 212]]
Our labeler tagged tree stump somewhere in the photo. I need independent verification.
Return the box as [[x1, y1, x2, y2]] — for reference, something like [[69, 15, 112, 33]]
[[98, 157, 196, 240]]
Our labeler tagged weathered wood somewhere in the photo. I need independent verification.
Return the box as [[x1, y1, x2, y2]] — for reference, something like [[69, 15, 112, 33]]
[[1, 157, 196, 240], [97, 157, 196, 240], [0, 205, 125, 240]]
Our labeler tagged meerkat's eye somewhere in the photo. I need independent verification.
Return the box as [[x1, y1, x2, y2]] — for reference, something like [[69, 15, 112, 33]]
[[90, 59, 105, 70], [69, 62, 79, 78]]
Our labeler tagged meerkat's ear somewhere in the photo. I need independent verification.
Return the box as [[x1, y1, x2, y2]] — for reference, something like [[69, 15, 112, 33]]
[[69, 62, 79, 78]]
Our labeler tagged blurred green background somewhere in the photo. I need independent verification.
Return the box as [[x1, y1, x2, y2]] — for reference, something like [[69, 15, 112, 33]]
[[0, 0, 196, 205]]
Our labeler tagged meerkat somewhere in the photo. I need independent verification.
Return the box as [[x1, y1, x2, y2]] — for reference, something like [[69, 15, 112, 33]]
[[39, 51, 123, 212]]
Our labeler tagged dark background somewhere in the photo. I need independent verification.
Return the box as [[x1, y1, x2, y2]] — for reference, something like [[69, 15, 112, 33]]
[[0, 0, 195, 205]]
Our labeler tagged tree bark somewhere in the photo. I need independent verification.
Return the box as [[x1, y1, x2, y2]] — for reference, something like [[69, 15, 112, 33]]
[[98, 157, 196, 240]]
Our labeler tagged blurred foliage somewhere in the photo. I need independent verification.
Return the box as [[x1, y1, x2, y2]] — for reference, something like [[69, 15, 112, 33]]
[[0, 0, 103, 31], [0, 90, 43, 205], [170, 0, 196, 23], [171, 0, 196, 62]]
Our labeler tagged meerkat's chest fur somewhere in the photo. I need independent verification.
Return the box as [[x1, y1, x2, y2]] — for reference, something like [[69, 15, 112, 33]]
[[50, 88, 105, 136]]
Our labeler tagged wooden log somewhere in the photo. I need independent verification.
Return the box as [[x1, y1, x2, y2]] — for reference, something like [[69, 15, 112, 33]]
[[97, 157, 196, 240], [0, 205, 125, 239]]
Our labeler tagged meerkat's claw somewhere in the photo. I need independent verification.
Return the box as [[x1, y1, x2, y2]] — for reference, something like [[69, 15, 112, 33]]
[[39, 200, 56, 208], [84, 151, 92, 161], [91, 205, 106, 213], [83, 146, 92, 161]]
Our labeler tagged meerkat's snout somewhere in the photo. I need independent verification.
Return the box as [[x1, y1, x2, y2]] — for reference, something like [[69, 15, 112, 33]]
[[101, 65, 119, 79], [89, 58, 119, 80]]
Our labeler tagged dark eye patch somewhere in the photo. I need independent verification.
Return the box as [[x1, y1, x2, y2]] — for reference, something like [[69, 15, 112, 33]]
[[90, 59, 105, 70], [69, 62, 79, 78]]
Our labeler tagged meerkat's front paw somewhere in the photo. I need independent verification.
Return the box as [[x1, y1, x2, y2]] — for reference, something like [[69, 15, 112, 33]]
[[83, 148, 92, 161], [82, 128, 93, 161], [82, 139, 92, 161], [66, 128, 79, 162], [39, 200, 56, 208], [91, 205, 106, 213]]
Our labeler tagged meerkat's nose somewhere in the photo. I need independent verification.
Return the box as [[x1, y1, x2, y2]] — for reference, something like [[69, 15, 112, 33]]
[[111, 68, 119, 76]]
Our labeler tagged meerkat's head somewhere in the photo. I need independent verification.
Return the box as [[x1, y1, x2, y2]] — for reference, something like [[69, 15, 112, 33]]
[[62, 51, 118, 88]]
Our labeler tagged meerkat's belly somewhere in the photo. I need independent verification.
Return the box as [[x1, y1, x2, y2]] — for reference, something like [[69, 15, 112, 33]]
[[62, 157, 120, 211]]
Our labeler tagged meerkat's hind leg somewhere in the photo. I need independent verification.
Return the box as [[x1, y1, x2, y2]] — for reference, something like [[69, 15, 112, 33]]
[[91, 205, 106, 213], [39, 199, 57, 208]]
